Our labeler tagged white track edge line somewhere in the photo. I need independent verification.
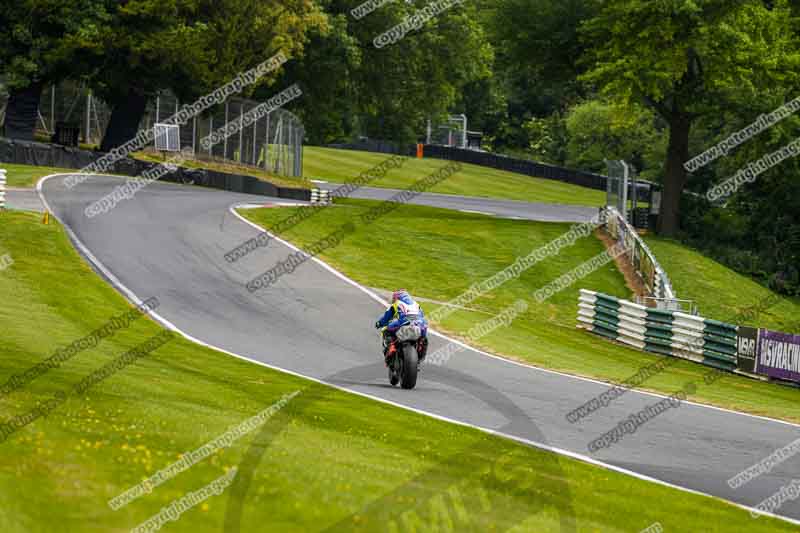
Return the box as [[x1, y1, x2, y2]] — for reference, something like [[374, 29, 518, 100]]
[[227, 203, 800, 431], [33, 174, 800, 526]]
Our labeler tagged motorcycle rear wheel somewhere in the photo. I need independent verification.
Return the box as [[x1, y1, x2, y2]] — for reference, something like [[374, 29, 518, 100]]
[[400, 344, 418, 390]]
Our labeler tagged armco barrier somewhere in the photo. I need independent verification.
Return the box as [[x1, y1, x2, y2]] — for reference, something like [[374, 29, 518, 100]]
[[0, 137, 310, 201], [328, 141, 610, 191], [421, 145, 609, 191], [604, 206, 675, 300], [578, 290, 737, 373]]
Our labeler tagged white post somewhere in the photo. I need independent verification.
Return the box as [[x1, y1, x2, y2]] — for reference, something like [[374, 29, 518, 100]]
[[0, 169, 6, 210], [426, 119, 431, 145]]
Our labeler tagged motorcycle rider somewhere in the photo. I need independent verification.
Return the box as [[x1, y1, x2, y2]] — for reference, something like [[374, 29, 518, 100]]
[[375, 289, 429, 362]]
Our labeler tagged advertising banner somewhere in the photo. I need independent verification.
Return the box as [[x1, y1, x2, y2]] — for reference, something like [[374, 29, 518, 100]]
[[757, 329, 800, 383], [736, 326, 759, 374]]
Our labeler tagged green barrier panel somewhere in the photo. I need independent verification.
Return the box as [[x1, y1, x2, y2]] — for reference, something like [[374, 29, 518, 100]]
[[703, 339, 736, 356], [644, 344, 674, 357], [700, 357, 736, 372], [595, 309, 620, 325], [592, 325, 619, 340], [703, 348, 737, 364], [644, 327, 672, 341], [595, 293, 621, 307], [593, 318, 620, 333], [595, 301, 620, 315], [645, 321, 672, 333], [703, 331, 737, 346], [704, 320, 737, 338], [645, 336, 673, 349]]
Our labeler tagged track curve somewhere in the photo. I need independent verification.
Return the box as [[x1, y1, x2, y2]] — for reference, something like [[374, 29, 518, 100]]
[[39, 174, 800, 525]]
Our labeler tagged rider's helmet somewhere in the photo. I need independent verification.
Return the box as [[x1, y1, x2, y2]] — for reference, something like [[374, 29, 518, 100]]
[[392, 289, 409, 302]]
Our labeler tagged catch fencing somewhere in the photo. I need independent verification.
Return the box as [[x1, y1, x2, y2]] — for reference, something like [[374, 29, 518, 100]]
[[1, 81, 304, 178]]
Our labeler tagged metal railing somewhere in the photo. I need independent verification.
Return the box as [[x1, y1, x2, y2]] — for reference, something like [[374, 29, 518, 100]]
[[604, 205, 676, 301]]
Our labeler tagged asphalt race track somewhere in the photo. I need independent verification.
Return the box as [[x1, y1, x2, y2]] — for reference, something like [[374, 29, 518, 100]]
[[315, 182, 599, 223], [39, 175, 800, 525], [6, 189, 44, 212]]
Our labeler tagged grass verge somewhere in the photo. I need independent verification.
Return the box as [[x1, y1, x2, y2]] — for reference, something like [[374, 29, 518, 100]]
[[240, 199, 800, 424], [0, 163, 76, 188], [303, 146, 605, 207], [132, 151, 312, 191], [0, 209, 795, 532], [646, 236, 800, 332]]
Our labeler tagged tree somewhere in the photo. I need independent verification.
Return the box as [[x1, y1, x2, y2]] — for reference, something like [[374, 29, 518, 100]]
[[279, 0, 493, 144], [564, 99, 666, 181], [274, 12, 361, 145], [485, 0, 602, 151], [81, 0, 324, 151], [0, 0, 107, 140], [581, 0, 800, 235]]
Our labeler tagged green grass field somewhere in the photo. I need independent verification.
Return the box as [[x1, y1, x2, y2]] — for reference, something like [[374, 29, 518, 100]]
[[303, 146, 606, 206], [241, 199, 800, 425], [0, 163, 76, 188], [1, 207, 796, 532]]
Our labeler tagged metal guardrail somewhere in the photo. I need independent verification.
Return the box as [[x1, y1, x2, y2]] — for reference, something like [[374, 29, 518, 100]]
[[604, 206, 676, 301]]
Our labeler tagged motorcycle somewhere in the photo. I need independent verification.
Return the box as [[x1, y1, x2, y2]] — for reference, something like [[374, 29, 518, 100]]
[[382, 324, 427, 390]]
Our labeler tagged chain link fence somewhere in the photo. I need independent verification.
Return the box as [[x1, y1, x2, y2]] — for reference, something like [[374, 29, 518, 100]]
[[0, 81, 304, 178]]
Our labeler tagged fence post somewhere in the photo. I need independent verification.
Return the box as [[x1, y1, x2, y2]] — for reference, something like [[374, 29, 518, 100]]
[[50, 86, 56, 135], [252, 117, 258, 166], [265, 113, 272, 171], [208, 116, 214, 157], [224, 101, 229, 159], [0, 169, 6, 210], [238, 103, 244, 163], [85, 91, 92, 144]]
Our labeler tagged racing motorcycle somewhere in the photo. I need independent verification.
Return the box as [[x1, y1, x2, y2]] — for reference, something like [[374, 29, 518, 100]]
[[382, 324, 427, 390]]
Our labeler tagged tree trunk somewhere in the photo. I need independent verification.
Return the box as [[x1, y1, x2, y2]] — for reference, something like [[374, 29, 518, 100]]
[[657, 112, 692, 236], [100, 91, 149, 152], [3, 82, 44, 141]]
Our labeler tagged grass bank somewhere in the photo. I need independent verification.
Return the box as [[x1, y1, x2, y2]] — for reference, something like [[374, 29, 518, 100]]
[[303, 146, 605, 207]]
